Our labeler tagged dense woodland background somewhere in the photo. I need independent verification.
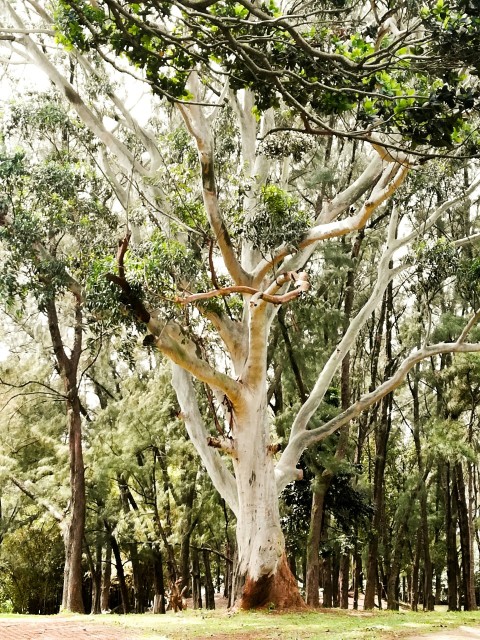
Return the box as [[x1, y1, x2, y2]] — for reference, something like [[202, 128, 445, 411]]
[[0, 0, 479, 615]]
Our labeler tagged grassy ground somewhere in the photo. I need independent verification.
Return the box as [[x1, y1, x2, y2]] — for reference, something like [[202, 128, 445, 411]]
[[47, 607, 480, 639], [1, 607, 479, 639]]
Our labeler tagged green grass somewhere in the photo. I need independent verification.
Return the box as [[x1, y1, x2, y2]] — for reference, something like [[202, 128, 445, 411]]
[[101, 608, 480, 639], [9, 607, 476, 639]]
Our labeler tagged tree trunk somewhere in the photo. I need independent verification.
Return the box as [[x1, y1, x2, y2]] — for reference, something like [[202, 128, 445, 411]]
[[322, 547, 333, 607], [411, 531, 421, 612], [364, 289, 391, 610], [352, 549, 362, 610], [203, 549, 216, 610], [152, 548, 166, 614], [192, 547, 202, 609], [332, 549, 340, 608], [454, 461, 477, 610], [305, 480, 328, 606], [230, 398, 305, 610], [107, 527, 130, 614], [364, 401, 390, 609], [130, 543, 144, 613], [101, 537, 112, 612], [180, 487, 196, 598], [445, 462, 458, 611], [339, 552, 349, 609], [61, 396, 86, 613], [87, 535, 102, 615], [46, 298, 86, 614]]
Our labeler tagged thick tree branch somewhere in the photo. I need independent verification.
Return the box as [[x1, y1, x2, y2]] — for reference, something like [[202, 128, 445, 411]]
[[288, 207, 400, 442], [275, 315, 480, 494], [10, 476, 65, 524], [171, 364, 239, 516], [252, 157, 401, 285], [177, 74, 251, 287], [175, 271, 309, 306], [2, 1, 148, 180]]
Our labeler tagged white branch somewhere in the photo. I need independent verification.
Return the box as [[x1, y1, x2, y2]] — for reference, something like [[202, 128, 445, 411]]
[[2, 1, 148, 180], [171, 364, 239, 516], [177, 74, 251, 286], [276, 334, 480, 493]]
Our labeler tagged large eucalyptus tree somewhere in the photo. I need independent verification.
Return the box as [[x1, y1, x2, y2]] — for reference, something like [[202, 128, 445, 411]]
[[1, 0, 480, 609]]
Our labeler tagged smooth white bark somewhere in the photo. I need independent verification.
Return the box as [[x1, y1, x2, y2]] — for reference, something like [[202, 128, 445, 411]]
[[171, 364, 239, 516]]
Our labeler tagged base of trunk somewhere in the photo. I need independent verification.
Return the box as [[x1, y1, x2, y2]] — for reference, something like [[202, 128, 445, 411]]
[[237, 555, 306, 610]]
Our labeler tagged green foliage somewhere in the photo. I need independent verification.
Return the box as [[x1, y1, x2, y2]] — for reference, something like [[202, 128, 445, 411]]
[[415, 237, 459, 294], [54, 0, 480, 153], [457, 254, 480, 308], [0, 517, 64, 614], [244, 185, 311, 253]]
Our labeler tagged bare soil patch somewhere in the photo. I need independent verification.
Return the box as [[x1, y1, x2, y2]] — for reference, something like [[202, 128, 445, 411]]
[[0, 616, 142, 640], [405, 627, 480, 640]]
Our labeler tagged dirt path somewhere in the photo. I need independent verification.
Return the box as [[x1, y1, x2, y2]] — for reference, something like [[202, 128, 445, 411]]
[[406, 627, 480, 640], [0, 617, 143, 640]]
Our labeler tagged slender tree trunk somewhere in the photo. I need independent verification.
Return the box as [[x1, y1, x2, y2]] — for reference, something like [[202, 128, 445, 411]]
[[332, 549, 340, 608], [152, 548, 166, 614], [105, 525, 130, 614], [191, 547, 202, 609], [101, 538, 112, 612], [364, 396, 390, 609], [305, 480, 328, 606], [411, 531, 421, 612], [339, 552, 349, 609], [130, 543, 144, 613], [86, 535, 102, 615], [364, 289, 390, 610], [47, 298, 86, 614], [445, 462, 458, 611], [180, 487, 196, 597], [61, 396, 86, 613], [322, 553, 333, 607], [203, 549, 216, 610], [455, 462, 477, 610], [353, 549, 362, 610]]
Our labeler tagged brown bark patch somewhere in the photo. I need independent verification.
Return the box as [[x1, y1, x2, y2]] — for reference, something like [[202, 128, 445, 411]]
[[239, 554, 306, 610]]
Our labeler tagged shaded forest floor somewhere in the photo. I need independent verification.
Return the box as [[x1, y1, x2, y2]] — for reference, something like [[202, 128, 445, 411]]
[[0, 608, 479, 640]]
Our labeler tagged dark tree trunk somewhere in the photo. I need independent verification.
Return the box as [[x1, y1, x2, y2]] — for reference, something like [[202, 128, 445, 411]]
[[411, 364, 434, 612], [101, 538, 112, 612], [445, 462, 458, 611], [130, 543, 144, 613], [107, 526, 130, 614], [202, 549, 215, 610], [152, 548, 166, 614], [364, 404, 390, 609], [353, 549, 362, 610], [85, 535, 102, 615], [364, 288, 391, 610], [305, 233, 362, 610], [435, 572, 442, 606], [322, 553, 333, 608], [224, 542, 233, 602], [455, 462, 477, 610], [339, 552, 349, 609], [46, 297, 86, 614], [411, 531, 421, 612], [305, 480, 328, 606], [61, 396, 86, 614], [387, 553, 401, 610], [191, 547, 202, 609], [332, 549, 340, 608]]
